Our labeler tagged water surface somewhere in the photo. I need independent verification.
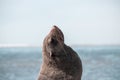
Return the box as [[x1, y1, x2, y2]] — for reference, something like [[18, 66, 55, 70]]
[[0, 46, 120, 80]]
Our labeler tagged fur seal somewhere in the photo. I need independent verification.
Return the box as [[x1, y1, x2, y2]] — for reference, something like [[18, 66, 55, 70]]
[[38, 25, 82, 80]]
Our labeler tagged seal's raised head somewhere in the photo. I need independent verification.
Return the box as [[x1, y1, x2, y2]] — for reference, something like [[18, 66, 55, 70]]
[[43, 25, 65, 57]]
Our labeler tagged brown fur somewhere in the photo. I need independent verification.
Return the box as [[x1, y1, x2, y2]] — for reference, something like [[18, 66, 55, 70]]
[[38, 25, 82, 80]]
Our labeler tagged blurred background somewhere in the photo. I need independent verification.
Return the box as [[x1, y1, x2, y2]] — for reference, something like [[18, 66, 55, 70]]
[[0, 0, 120, 80]]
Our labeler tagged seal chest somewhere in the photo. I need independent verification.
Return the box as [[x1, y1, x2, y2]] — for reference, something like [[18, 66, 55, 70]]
[[38, 25, 82, 80]]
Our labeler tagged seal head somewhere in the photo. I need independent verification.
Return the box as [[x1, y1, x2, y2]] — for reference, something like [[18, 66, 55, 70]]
[[43, 25, 65, 58]]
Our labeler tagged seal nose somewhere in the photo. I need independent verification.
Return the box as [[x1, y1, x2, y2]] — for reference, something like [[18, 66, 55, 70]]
[[52, 25, 57, 30], [50, 25, 58, 33]]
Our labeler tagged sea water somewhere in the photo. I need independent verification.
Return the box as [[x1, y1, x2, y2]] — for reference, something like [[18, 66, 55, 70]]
[[0, 46, 120, 80]]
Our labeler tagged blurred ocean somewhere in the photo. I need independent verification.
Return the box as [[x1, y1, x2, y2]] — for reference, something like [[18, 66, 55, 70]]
[[0, 46, 120, 80]]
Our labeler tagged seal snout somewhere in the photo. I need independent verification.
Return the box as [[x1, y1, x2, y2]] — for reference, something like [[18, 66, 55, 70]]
[[53, 25, 58, 29], [50, 25, 58, 32]]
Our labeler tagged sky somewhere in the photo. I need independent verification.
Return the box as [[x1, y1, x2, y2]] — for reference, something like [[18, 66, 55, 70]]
[[0, 0, 120, 46]]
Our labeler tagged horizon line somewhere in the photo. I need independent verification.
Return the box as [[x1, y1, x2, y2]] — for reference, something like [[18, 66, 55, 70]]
[[0, 44, 40, 48], [0, 44, 120, 48]]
